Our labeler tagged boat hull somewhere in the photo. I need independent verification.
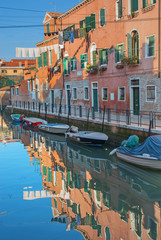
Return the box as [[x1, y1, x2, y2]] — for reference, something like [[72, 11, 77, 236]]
[[22, 118, 47, 127], [38, 124, 69, 134], [116, 150, 161, 170], [11, 114, 21, 122], [65, 131, 108, 146]]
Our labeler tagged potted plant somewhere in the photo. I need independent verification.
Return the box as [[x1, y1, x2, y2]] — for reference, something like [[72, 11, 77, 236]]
[[99, 65, 107, 75], [86, 65, 98, 73], [121, 56, 139, 66]]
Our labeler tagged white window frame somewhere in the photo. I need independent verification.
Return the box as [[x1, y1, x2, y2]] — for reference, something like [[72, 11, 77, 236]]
[[118, 86, 126, 101], [72, 87, 77, 100], [128, 0, 139, 15], [81, 53, 88, 69], [49, 50, 52, 66], [11, 88, 14, 96], [99, 8, 106, 27], [90, 43, 97, 65], [116, 43, 125, 63], [102, 87, 108, 101], [146, 85, 156, 102], [145, 35, 155, 58], [28, 81, 30, 91], [116, 0, 123, 20], [84, 86, 89, 100], [16, 87, 19, 96]]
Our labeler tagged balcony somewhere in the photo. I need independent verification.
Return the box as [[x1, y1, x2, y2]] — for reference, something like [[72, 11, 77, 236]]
[[86, 65, 98, 74], [120, 56, 139, 67]]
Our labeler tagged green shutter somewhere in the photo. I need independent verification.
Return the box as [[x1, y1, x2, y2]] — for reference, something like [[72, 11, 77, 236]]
[[71, 57, 73, 71], [120, 44, 125, 59], [47, 23, 50, 33], [38, 54, 42, 68], [43, 52, 48, 66], [85, 16, 91, 32], [100, 8, 105, 26], [127, 33, 133, 58], [153, 0, 156, 3], [93, 51, 97, 65], [118, 0, 123, 18], [63, 58, 67, 74], [143, 0, 146, 8], [81, 55, 84, 68], [91, 14, 96, 29], [47, 167, 52, 182], [131, 0, 138, 12], [102, 49, 108, 64], [80, 20, 84, 28], [43, 166, 47, 175], [67, 57, 70, 74], [115, 45, 119, 63], [149, 36, 155, 56], [99, 50, 103, 65]]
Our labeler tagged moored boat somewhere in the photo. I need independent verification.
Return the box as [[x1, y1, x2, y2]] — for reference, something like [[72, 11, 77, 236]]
[[116, 135, 161, 170], [38, 123, 69, 134], [65, 131, 108, 146], [11, 114, 24, 122], [22, 117, 47, 127]]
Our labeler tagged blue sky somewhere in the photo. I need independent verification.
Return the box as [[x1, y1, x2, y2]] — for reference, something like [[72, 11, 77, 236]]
[[0, 0, 81, 61]]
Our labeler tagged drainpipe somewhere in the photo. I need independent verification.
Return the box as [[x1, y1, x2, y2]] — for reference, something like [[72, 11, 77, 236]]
[[158, 0, 161, 78]]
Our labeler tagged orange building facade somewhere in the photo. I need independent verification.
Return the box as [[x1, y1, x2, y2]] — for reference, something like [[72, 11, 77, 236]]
[[11, 0, 161, 113]]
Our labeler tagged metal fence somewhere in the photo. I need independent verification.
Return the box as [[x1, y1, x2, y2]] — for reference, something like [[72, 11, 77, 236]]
[[10, 100, 161, 130]]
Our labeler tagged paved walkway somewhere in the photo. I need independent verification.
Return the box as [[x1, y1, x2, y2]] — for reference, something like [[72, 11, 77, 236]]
[[8, 105, 161, 135]]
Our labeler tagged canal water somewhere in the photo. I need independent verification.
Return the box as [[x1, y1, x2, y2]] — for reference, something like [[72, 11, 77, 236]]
[[0, 113, 161, 240]]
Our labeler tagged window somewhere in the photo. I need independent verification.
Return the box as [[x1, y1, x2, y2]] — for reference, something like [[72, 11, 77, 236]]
[[99, 49, 108, 65], [127, 31, 139, 59], [72, 88, 77, 100], [2, 70, 7, 73], [46, 23, 50, 33], [38, 54, 42, 68], [100, 8, 105, 26], [85, 14, 96, 32], [71, 57, 77, 71], [116, 0, 123, 20], [146, 35, 155, 58], [13, 70, 17, 73], [63, 57, 70, 75], [130, 0, 139, 13], [11, 88, 14, 96], [147, 85, 156, 102], [28, 81, 30, 91], [16, 88, 19, 96], [105, 227, 111, 240], [102, 88, 108, 101], [84, 87, 89, 100], [115, 44, 125, 63], [80, 19, 85, 28], [143, 0, 156, 8], [81, 53, 88, 69], [118, 87, 125, 101], [49, 50, 52, 65], [43, 52, 48, 66], [148, 217, 157, 240]]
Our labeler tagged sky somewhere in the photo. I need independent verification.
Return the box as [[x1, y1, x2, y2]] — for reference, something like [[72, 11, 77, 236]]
[[0, 0, 81, 61]]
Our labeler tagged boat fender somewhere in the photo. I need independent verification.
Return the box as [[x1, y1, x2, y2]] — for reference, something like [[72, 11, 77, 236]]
[[142, 153, 150, 157], [109, 148, 117, 156], [77, 137, 80, 141]]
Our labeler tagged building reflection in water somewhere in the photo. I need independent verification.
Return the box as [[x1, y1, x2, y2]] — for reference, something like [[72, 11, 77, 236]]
[[11, 123, 161, 240]]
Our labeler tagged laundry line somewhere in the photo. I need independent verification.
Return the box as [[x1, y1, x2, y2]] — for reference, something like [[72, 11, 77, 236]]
[[16, 44, 64, 58]]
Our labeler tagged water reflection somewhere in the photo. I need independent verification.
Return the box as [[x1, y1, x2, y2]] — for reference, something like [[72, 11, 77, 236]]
[[1, 114, 161, 240]]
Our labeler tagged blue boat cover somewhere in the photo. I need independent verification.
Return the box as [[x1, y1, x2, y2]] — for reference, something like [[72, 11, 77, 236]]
[[118, 135, 161, 160]]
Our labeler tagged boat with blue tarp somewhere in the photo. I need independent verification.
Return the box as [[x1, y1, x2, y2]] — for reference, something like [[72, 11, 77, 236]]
[[116, 135, 161, 170]]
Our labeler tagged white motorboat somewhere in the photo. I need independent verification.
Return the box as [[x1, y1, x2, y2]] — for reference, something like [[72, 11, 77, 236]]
[[116, 135, 161, 170], [38, 123, 69, 134], [65, 131, 108, 146]]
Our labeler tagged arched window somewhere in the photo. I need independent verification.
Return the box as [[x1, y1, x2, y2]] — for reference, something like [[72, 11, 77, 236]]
[[127, 30, 139, 60], [90, 43, 97, 65], [105, 227, 111, 240]]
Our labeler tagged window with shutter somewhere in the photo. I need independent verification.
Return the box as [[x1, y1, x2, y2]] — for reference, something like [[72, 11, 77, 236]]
[[91, 14, 96, 29], [80, 19, 85, 28], [81, 53, 88, 68], [127, 33, 133, 58], [99, 49, 108, 65], [46, 23, 50, 33], [38, 54, 42, 68], [85, 16, 91, 32], [71, 57, 77, 71], [131, 0, 138, 12], [100, 8, 105, 26], [115, 44, 125, 63], [43, 52, 48, 67], [118, 0, 123, 18], [143, 0, 156, 8], [92, 51, 97, 65], [146, 35, 155, 57]]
